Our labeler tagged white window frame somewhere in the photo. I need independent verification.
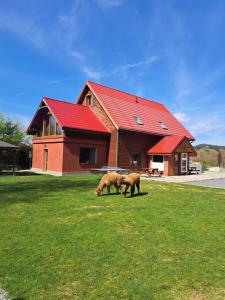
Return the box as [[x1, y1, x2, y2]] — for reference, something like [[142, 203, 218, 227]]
[[152, 155, 164, 171], [180, 153, 188, 173]]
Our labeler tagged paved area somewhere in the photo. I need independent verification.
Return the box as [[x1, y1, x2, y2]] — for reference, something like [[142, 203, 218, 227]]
[[142, 171, 225, 189], [142, 171, 225, 182], [185, 178, 225, 189]]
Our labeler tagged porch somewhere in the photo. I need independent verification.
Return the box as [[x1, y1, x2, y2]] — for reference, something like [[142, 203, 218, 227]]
[[146, 135, 197, 176]]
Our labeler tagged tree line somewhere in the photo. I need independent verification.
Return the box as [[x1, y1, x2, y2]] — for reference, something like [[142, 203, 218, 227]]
[[0, 113, 31, 170]]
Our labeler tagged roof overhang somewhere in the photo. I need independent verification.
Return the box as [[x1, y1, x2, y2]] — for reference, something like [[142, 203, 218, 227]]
[[62, 127, 111, 136], [0, 141, 19, 149], [26, 98, 50, 135], [147, 136, 197, 156]]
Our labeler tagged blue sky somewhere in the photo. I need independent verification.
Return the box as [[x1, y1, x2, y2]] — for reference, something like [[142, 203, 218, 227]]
[[0, 0, 225, 145]]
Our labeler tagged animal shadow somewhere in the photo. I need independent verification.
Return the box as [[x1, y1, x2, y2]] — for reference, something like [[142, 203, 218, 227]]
[[100, 192, 120, 197], [128, 192, 149, 198]]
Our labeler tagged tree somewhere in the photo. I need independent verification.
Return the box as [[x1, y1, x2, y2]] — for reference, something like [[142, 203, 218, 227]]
[[0, 113, 25, 145]]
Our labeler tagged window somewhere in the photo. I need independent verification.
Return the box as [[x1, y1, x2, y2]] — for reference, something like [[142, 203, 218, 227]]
[[181, 153, 188, 173], [44, 117, 49, 136], [133, 115, 143, 125], [86, 95, 93, 106], [79, 147, 97, 164], [131, 153, 141, 166], [50, 115, 55, 135], [37, 125, 43, 137], [159, 121, 168, 130], [152, 155, 164, 163], [56, 123, 63, 135]]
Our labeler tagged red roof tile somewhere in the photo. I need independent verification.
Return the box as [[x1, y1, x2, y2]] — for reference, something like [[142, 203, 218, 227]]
[[44, 98, 110, 134], [84, 81, 194, 140], [27, 97, 110, 135], [147, 135, 185, 154]]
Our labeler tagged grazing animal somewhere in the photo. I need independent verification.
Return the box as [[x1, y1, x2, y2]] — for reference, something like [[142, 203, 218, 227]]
[[95, 172, 123, 196], [121, 172, 140, 197]]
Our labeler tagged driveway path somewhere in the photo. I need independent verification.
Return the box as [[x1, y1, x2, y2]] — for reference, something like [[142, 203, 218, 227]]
[[185, 178, 225, 189], [142, 171, 225, 189]]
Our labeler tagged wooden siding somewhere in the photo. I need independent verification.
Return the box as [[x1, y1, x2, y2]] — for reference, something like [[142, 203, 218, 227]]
[[62, 134, 108, 173], [164, 155, 175, 176], [118, 130, 159, 168], [175, 139, 197, 155], [32, 137, 64, 172], [80, 90, 118, 167]]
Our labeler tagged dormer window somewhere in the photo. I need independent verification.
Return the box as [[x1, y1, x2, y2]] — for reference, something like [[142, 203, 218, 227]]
[[133, 115, 143, 125], [159, 121, 168, 130]]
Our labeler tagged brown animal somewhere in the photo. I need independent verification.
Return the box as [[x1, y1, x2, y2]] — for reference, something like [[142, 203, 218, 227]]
[[121, 172, 140, 197], [95, 172, 123, 196]]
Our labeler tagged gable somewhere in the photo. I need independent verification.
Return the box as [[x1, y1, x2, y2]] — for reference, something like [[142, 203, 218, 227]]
[[148, 135, 196, 155], [175, 139, 197, 155]]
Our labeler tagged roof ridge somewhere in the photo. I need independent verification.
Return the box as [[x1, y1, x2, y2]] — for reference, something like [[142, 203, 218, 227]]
[[44, 97, 92, 109], [43, 97, 75, 106], [87, 80, 165, 107]]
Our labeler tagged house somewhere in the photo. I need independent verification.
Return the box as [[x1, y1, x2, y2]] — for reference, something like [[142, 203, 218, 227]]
[[27, 81, 196, 176]]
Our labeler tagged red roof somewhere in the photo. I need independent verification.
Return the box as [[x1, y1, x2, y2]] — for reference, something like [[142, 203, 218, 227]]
[[147, 135, 185, 154], [80, 81, 194, 140], [27, 97, 110, 135]]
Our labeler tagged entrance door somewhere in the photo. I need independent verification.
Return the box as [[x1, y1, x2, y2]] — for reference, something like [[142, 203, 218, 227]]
[[152, 155, 164, 171], [43, 149, 48, 171], [181, 153, 188, 173]]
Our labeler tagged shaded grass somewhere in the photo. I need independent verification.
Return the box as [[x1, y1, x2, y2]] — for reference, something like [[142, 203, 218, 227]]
[[0, 174, 225, 299]]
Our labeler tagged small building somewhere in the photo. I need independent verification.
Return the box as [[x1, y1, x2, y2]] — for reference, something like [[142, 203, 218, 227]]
[[27, 81, 196, 176], [0, 140, 19, 175]]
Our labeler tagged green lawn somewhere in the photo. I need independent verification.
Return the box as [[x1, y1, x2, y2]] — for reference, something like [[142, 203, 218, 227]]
[[0, 174, 225, 300]]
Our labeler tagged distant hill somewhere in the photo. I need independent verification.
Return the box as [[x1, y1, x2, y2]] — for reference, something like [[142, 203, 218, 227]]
[[193, 144, 225, 169], [195, 144, 225, 151]]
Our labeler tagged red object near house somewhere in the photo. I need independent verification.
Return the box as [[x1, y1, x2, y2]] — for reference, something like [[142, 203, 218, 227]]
[[27, 81, 196, 176]]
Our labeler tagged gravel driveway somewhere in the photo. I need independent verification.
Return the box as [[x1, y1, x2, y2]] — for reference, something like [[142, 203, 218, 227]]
[[186, 178, 225, 189]]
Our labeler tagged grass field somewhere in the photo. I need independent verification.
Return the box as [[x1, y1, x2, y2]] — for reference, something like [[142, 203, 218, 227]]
[[0, 174, 225, 300]]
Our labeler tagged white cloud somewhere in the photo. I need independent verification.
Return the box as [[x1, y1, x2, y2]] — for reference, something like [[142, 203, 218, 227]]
[[81, 56, 157, 80], [2, 111, 31, 129], [69, 51, 84, 60], [189, 117, 225, 135], [82, 68, 103, 81], [0, 0, 90, 58], [16, 90, 32, 97], [96, 0, 123, 9], [44, 76, 75, 86], [174, 112, 190, 123], [113, 56, 157, 74], [174, 63, 194, 103], [135, 86, 144, 97], [0, 11, 45, 49]]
